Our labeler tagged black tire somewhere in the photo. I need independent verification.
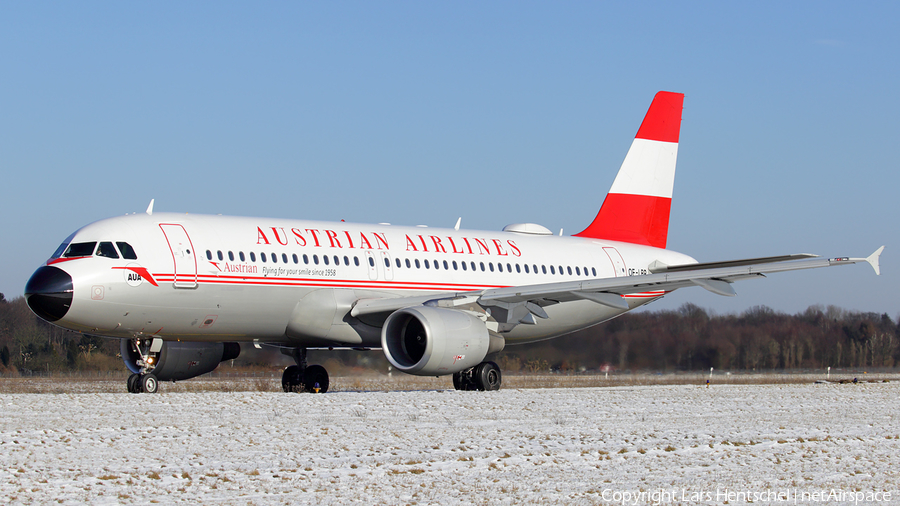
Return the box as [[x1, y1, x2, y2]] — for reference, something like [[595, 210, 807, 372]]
[[452, 371, 463, 390], [303, 365, 329, 393], [141, 373, 159, 394], [127, 373, 142, 393], [475, 361, 502, 391], [282, 365, 302, 393]]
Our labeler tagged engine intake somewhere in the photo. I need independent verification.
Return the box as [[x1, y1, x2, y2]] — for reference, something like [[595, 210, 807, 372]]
[[381, 306, 491, 376], [121, 339, 240, 382]]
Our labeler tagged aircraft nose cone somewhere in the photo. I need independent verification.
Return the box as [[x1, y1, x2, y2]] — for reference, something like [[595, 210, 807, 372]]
[[25, 266, 74, 322]]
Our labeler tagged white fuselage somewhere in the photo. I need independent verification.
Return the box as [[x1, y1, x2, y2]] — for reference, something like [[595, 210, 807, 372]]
[[44, 212, 697, 347]]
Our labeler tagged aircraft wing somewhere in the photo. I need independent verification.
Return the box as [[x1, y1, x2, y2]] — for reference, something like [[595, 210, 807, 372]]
[[350, 247, 884, 326]]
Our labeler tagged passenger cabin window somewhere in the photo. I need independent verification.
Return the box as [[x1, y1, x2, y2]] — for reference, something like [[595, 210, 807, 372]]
[[96, 242, 119, 259], [64, 242, 97, 258], [114, 242, 137, 260]]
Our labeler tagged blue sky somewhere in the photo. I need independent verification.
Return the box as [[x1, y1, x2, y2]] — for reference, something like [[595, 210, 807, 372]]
[[2, 2, 897, 316]]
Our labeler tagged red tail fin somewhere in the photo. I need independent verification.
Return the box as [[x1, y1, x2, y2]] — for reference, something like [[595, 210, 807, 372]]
[[574, 91, 684, 248]]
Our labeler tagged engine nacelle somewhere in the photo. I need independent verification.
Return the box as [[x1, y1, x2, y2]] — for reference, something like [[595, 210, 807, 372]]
[[381, 306, 490, 376], [121, 339, 240, 382]]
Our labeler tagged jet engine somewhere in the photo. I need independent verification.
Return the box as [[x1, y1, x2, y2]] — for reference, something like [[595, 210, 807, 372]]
[[120, 339, 240, 382], [381, 306, 496, 376]]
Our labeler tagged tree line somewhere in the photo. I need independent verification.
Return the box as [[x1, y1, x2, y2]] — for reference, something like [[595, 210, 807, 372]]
[[1, 292, 897, 376], [500, 303, 899, 373]]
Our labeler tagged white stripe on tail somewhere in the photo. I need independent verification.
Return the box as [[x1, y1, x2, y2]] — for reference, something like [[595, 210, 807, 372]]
[[575, 91, 684, 249]]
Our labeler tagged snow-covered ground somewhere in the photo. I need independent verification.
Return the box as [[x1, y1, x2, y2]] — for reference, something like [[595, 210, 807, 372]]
[[2, 382, 898, 505]]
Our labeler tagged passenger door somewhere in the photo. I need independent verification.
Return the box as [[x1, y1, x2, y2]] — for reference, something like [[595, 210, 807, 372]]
[[159, 224, 198, 288]]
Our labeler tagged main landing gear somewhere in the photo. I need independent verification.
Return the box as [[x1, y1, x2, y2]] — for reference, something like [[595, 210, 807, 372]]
[[452, 361, 502, 391], [281, 348, 330, 393]]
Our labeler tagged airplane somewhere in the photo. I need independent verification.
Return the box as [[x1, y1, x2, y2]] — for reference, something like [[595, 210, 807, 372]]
[[24, 91, 883, 394]]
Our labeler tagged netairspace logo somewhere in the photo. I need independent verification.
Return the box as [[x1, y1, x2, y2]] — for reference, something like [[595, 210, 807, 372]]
[[600, 487, 893, 505]]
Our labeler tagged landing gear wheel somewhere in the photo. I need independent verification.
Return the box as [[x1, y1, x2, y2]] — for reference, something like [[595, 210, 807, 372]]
[[474, 361, 502, 391], [141, 373, 159, 394], [452, 371, 463, 390], [303, 365, 329, 393], [282, 365, 303, 392], [127, 373, 142, 393], [452, 371, 476, 391]]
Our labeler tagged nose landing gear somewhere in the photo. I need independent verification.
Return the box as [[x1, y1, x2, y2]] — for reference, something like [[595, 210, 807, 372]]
[[127, 372, 159, 393], [125, 338, 161, 394]]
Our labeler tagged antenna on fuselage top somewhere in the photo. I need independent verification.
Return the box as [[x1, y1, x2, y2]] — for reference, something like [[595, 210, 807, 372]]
[[146, 199, 155, 216], [454, 217, 461, 231]]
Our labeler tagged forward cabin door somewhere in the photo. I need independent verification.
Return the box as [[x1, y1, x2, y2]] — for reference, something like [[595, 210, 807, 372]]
[[159, 224, 198, 288]]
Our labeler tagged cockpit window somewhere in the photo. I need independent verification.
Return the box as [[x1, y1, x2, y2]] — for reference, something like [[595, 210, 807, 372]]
[[96, 242, 119, 259], [63, 242, 97, 258], [51, 242, 70, 260], [117, 242, 138, 260], [50, 232, 78, 259]]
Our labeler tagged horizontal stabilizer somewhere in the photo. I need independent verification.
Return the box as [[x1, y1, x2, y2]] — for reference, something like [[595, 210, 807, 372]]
[[571, 291, 630, 309], [691, 278, 737, 297]]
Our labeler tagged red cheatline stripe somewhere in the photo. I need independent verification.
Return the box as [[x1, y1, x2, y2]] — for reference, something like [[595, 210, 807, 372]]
[[152, 274, 502, 291], [47, 256, 90, 265], [152, 272, 668, 298], [634, 91, 684, 143]]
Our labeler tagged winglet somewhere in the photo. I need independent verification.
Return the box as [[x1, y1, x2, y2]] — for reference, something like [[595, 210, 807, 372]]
[[866, 246, 884, 276], [146, 199, 155, 216]]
